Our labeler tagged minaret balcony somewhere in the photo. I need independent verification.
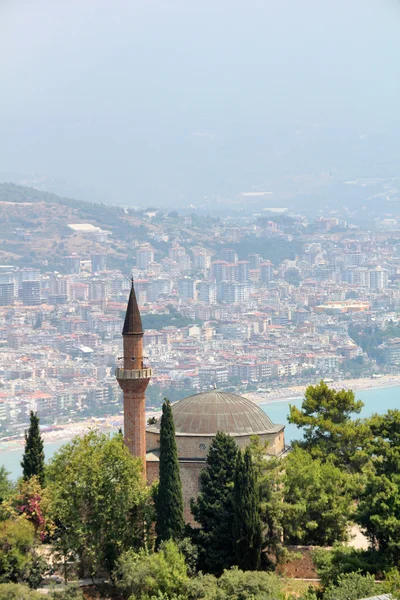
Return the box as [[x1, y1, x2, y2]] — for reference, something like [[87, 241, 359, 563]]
[[115, 367, 152, 380]]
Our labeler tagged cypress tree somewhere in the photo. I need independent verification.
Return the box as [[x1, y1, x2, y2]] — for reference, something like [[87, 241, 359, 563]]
[[155, 399, 185, 546], [21, 411, 45, 485], [191, 431, 238, 574], [233, 446, 263, 570]]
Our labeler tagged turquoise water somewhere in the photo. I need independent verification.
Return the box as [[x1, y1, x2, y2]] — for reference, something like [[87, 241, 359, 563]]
[[260, 385, 400, 443], [2, 386, 400, 480]]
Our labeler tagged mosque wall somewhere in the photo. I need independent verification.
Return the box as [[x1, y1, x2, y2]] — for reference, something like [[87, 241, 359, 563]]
[[147, 429, 285, 460]]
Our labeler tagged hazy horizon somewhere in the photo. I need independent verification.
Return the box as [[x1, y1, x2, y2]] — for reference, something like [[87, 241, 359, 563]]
[[1, 0, 400, 206]]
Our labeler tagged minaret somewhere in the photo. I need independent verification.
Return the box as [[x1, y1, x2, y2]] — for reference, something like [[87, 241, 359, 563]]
[[116, 279, 151, 478]]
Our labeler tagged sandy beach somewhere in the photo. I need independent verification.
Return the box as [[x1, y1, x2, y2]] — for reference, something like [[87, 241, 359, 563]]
[[1, 375, 400, 453], [245, 374, 400, 405]]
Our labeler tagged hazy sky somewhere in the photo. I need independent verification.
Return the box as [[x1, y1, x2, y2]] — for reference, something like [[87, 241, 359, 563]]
[[0, 0, 399, 205]]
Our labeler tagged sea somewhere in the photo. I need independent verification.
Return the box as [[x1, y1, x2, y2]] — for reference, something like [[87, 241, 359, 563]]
[[2, 385, 400, 480]]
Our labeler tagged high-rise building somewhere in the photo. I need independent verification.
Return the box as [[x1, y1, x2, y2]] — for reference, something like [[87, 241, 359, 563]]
[[211, 260, 228, 282], [198, 282, 217, 304], [192, 249, 211, 272], [169, 245, 185, 262], [115, 281, 151, 478], [221, 248, 238, 264], [64, 255, 81, 274], [260, 261, 273, 283], [91, 253, 107, 274], [0, 282, 14, 306], [48, 275, 70, 304], [178, 253, 192, 273], [89, 280, 110, 301], [344, 253, 366, 268], [368, 267, 389, 290], [22, 280, 41, 305], [178, 278, 196, 300], [237, 261, 250, 283], [248, 253, 262, 270], [136, 246, 155, 270], [148, 279, 172, 302]]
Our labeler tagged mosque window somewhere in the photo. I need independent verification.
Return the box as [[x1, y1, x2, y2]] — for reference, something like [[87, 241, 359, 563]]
[[199, 443, 206, 451]]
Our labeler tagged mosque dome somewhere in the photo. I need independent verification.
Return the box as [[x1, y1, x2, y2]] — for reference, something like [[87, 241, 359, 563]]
[[153, 390, 284, 436]]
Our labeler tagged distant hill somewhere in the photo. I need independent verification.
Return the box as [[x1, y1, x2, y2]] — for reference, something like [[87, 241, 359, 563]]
[[0, 183, 146, 272]]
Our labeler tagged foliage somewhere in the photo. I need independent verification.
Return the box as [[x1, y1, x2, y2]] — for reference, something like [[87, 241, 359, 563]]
[[21, 412, 45, 486], [176, 537, 199, 577], [227, 237, 303, 265], [312, 545, 385, 588], [0, 468, 14, 506], [284, 268, 301, 286], [288, 382, 367, 469], [249, 437, 284, 566], [349, 322, 400, 364], [0, 518, 46, 588], [47, 431, 151, 579], [115, 540, 188, 600], [0, 583, 42, 600], [50, 585, 84, 599], [191, 432, 238, 575], [282, 448, 353, 545], [356, 409, 400, 564], [141, 309, 202, 331], [155, 400, 185, 546], [323, 572, 378, 600], [12, 477, 54, 542], [232, 447, 262, 570], [184, 568, 283, 600]]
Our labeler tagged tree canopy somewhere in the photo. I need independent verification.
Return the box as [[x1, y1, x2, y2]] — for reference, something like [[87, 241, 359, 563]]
[[232, 447, 262, 570], [282, 447, 353, 546], [191, 432, 238, 574], [155, 399, 185, 546], [356, 409, 400, 564], [21, 412, 45, 486], [288, 381, 367, 468], [46, 431, 151, 579]]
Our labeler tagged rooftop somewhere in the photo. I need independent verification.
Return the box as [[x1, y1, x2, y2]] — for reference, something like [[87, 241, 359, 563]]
[[149, 390, 284, 436]]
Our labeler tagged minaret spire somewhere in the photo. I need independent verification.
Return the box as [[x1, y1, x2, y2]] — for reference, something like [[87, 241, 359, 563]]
[[116, 278, 151, 479], [122, 278, 143, 335]]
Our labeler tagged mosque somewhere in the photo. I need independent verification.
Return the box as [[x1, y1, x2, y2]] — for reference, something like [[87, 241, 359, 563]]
[[116, 282, 286, 522]]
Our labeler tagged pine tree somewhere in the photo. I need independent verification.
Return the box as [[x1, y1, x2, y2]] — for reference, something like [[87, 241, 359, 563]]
[[21, 411, 45, 486], [233, 446, 263, 570], [155, 399, 185, 546], [191, 432, 238, 574]]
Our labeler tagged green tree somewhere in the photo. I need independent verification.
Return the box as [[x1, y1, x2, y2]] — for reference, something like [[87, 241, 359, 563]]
[[323, 573, 378, 600], [288, 382, 366, 469], [155, 400, 184, 546], [282, 447, 353, 545], [312, 545, 384, 588], [0, 518, 46, 588], [115, 540, 188, 600], [21, 412, 45, 486], [232, 447, 262, 570], [0, 468, 13, 505], [356, 410, 400, 564], [0, 583, 42, 600], [47, 431, 152, 579], [209, 567, 282, 600], [0, 583, 84, 600], [191, 432, 238, 574], [249, 436, 284, 566]]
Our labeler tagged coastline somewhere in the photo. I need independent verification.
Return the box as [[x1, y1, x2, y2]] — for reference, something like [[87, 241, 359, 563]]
[[245, 374, 400, 406], [2, 375, 400, 453]]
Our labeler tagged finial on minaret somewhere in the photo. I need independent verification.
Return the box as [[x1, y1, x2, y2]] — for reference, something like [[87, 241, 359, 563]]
[[122, 278, 143, 335]]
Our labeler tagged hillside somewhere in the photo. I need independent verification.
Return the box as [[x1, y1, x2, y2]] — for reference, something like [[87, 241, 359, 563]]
[[0, 183, 148, 272]]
